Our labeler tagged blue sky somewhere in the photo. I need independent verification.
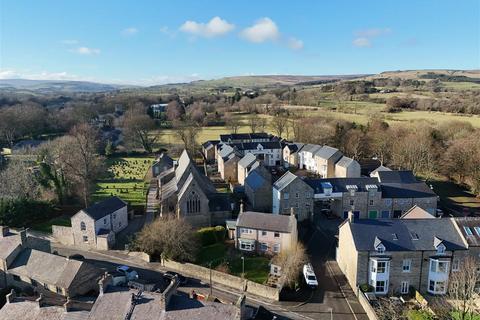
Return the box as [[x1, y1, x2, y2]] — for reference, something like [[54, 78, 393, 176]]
[[1, 0, 479, 85]]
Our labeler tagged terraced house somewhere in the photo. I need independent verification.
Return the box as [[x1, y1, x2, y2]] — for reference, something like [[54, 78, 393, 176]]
[[337, 215, 468, 296], [272, 171, 314, 221]]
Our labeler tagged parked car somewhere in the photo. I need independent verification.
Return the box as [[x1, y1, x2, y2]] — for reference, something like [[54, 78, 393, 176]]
[[109, 271, 127, 286], [164, 271, 188, 285], [303, 263, 318, 289], [116, 265, 139, 281], [320, 208, 336, 219]]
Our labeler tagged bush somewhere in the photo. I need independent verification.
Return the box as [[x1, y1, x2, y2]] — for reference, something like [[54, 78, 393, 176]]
[[0, 198, 55, 228], [359, 283, 373, 292], [406, 310, 434, 320], [197, 226, 226, 246]]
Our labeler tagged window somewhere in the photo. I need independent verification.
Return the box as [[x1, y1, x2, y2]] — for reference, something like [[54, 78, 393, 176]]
[[349, 199, 354, 206], [401, 281, 409, 294], [80, 221, 86, 231], [376, 244, 385, 254], [430, 260, 449, 273], [429, 280, 446, 294], [402, 259, 412, 272], [103, 218, 107, 224], [437, 245, 446, 254], [261, 231, 267, 236], [274, 232, 280, 238], [306, 192, 311, 199], [83, 235, 88, 242], [295, 192, 299, 198], [475, 227, 480, 236], [377, 261, 387, 273], [464, 226, 474, 236], [452, 259, 460, 271], [119, 222, 122, 228], [260, 243, 268, 251], [349, 190, 355, 197], [186, 192, 201, 214], [375, 280, 387, 293], [284, 192, 289, 200], [12, 275, 21, 282], [273, 243, 280, 253], [113, 213, 117, 219], [295, 202, 299, 208], [239, 241, 255, 251], [241, 228, 253, 234], [369, 199, 374, 206]]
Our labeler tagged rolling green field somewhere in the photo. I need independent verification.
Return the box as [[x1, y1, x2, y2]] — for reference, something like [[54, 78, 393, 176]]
[[92, 156, 155, 206]]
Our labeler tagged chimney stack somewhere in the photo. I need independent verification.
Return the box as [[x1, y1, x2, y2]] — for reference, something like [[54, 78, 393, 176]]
[[235, 295, 247, 320], [20, 229, 27, 245], [290, 207, 295, 217], [36, 294, 44, 308], [0, 226, 9, 238], [5, 289, 16, 304], [348, 211, 355, 223], [98, 272, 112, 296], [239, 201, 244, 214]]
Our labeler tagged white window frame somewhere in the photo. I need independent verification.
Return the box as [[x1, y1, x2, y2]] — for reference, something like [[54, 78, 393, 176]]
[[402, 259, 411, 272], [261, 230, 267, 236], [452, 258, 460, 272], [401, 281, 409, 294], [240, 228, 253, 234], [429, 280, 447, 294], [273, 243, 280, 253], [283, 192, 289, 200], [437, 244, 446, 255], [83, 235, 88, 242], [375, 280, 387, 293], [274, 232, 280, 238], [239, 241, 255, 251], [260, 242, 268, 251]]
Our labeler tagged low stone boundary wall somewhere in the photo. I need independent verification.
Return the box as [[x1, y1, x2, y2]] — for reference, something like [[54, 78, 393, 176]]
[[161, 258, 280, 301], [356, 288, 379, 320], [128, 251, 151, 263]]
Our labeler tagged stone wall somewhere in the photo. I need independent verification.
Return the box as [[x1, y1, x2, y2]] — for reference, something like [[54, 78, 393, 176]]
[[161, 259, 280, 301], [52, 226, 74, 246], [356, 288, 379, 320]]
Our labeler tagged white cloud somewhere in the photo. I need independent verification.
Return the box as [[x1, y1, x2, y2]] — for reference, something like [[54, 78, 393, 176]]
[[0, 68, 86, 81], [352, 28, 391, 47], [122, 27, 138, 36], [160, 26, 176, 38], [240, 17, 279, 43], [179, 16, 234, 38], [287, 37, 304, 50], [352, 37, 371, 47], [71, 46, 101, 55]]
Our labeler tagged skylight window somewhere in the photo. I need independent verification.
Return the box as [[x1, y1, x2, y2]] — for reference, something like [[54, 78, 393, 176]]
[[464, 226, 474, 236], [410, 232, 419, 240], [392, 233, 398, 240], [474, 227, 480, 236]]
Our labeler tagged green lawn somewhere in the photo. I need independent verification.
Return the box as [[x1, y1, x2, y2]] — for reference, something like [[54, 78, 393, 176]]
[[32, 215, 71, 233], [195, 243, 270, 284], [429, 179, 480, 210], [450, 311, 480, 320], [92, 156, 155, 206]]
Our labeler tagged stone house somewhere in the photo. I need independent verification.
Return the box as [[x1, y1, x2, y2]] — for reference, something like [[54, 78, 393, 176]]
[[221, 152, 241, 184], [202, 140, 220, 163], [7, 248, 103, 298], [244, 165, 272, 212], [158, 150, 232, 228], [234, 211, 297, 255], [151, 153, 174, 177], [282, 143, 304, 168], [70, 197, 128, 250], [314, 146, 343, 178], [237, 152, 258, 185], [334, 156, 361, 178], [298, 144, 322, 171], [272, 172, 314, 221], [306, 172, 437, 219], [336, 214, 467, 296]]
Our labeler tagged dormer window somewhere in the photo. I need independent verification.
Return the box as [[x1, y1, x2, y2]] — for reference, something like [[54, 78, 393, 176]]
[[436, 244, 446, 255], [376, 245, 385, 254]]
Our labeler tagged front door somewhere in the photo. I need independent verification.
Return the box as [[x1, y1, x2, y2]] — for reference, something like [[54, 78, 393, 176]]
[[368, 210, 378, 219]]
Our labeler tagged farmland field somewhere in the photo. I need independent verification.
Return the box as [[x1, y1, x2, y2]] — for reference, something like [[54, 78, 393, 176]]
[[92, 156, 155, 206]]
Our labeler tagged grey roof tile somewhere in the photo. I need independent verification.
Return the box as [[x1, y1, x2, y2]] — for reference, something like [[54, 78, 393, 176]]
[[237, 211, 294, 233]]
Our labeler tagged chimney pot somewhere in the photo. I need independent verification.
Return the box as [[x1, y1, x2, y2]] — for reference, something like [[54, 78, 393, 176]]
[[348, 211, 355, 223]]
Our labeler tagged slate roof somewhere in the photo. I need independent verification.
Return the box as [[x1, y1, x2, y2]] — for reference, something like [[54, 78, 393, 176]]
[[80, 197, 126, 221], [306, 177, 380, 194], [202, 140, 220, 149], [153, 153, 173, 169], [208, 193, 232, 212], [347, 218, 467, 252], [335, 156, 356, 168], [219, 132, 271, 142], [237, 211, 294, 233], [0, 299, 71, 320], [0, 231, 23, 260], [314, 146, 341, 160], [454, 217, 480, 247], [370, 165, 392, 176], [273, 171, 298, 191], [299, 144, 322, 154], [284, 142, 304, 153], [244, 168, 271, 191], [376, 170, 418, 183], [238, 153, 257, 168], [380, 181, 436, 199], [230, 141, 283, 151], [217, 144, 234, 159], [8, 248, 97, 289]]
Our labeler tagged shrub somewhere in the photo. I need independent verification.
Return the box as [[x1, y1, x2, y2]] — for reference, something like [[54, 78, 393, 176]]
[[359, 283, 373, 292], [406, 310, 434, 320], [197, 226, 226, 246]]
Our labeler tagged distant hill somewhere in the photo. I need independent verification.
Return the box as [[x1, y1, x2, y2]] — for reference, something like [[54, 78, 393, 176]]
[[361, 69, 480, 81], [147, 74, 369, 91], [0, 79, 134, 93]]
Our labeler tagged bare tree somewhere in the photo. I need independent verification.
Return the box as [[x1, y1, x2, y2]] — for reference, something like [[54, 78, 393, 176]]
[[166, 100, 185, 121], [343, 129, 369, 160], [0, 160, 41, 200], [446, 256, 480, 320], [173, 120, 201, 156], [123, 104, 157, 153], [270, 115, 287, 138], [132, 216, 199, 262], [56, 124, 104, 207], [273, 241, 308, 289], [224, 113, 241, 134]]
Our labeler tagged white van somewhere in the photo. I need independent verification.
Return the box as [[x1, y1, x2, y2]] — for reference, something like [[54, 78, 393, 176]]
[[303, 263, 318, 289]]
